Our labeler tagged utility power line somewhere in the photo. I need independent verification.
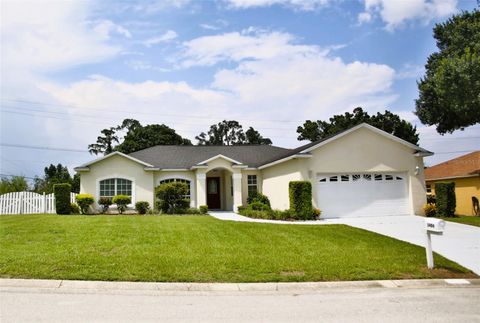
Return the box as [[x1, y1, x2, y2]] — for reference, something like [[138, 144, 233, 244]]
[[0, 143, 88, 153]]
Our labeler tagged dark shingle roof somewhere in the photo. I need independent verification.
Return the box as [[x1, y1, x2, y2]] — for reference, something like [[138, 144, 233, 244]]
[[128, 145, 295, 169]]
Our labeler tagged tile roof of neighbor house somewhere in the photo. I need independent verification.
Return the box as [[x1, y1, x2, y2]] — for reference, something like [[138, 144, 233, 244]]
[[424, 151, 480, 180]]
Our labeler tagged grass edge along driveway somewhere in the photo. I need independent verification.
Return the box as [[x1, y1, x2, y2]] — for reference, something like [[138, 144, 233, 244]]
[[437, 216, 480, 228], [0, 215, 476, 282]]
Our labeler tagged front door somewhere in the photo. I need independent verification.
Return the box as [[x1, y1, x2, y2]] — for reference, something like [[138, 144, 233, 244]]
[[207, 177, 221, 209]]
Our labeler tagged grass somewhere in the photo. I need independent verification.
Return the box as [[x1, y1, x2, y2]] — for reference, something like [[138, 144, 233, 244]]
[[0, 214, 475, 282], [437, 215, 480, 228]]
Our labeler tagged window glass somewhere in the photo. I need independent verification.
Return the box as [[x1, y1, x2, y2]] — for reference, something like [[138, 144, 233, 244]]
[[363, 174, 372, 181], [341, 175, 349, 182], [385, 175, 393, 181], [329, 175, 338, 182], [247, 175, 258, 196], [352, 174, 361, 181], [99, 178, 132, 199], [374, 174, 382, 181], [426, 184, 431, 193]]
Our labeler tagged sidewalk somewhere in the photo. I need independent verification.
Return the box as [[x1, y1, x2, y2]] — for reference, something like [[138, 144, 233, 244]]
[[1, 278, 478, 293]]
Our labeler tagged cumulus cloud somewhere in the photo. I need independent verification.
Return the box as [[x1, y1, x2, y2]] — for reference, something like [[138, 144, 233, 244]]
[[92, 20, 132, 40], [358, 0, 458, 30], [224, 0, 331, 11], [142, 30, 178, 47]]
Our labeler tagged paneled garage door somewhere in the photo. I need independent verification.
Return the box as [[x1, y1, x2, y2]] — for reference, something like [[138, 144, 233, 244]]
[[315, 173, 410, 218]]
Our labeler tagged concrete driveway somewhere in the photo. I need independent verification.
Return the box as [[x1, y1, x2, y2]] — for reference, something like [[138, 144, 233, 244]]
[[333, 215, 480, 275]]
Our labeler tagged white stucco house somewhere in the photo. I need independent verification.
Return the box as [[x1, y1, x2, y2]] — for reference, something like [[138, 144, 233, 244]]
[[74, 123, 433, 218]]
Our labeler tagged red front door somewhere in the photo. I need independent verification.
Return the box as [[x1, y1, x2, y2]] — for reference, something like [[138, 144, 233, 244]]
[[207, 177, 221, 209]]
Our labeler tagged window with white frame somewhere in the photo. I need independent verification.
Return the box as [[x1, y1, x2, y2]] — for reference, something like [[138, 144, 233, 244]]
[[159, 178, 191, 198], [247, 175, 258, 197], [99, 178, 132, 199]]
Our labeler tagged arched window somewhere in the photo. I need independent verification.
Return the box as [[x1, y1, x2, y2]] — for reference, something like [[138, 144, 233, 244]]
[[159, 178, 191, 198], [99, 178, 132, 198]]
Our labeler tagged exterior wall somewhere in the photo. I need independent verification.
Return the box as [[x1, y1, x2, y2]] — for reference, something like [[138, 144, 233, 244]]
[[260, 127, 427, 215], [79, 154, 154, 209], [261, 159, 303, 210], [303, 127, 426, 215], [427, 176, 480, 216], [154, 171, 196, 207]]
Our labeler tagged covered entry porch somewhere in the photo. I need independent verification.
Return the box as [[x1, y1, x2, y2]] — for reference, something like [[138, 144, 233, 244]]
[[194, 156, 243, 211]]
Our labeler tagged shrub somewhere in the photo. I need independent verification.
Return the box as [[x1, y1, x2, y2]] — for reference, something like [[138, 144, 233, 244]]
[[112, 195, 131, 214], [98, 197, 112, 214], [70, 203, 80, 214], [75, 194, 95, 214], [249, 201, 271, 211], [135, 201, 150, 214], [185, 207, 201, 215], [247, 192, 271, 208], [199, 205, 208, 214], [289, 181, 313, 220], [312, 208, 321, 219], [423, 203, 437, 217], [435, 182, 456, 217], [426, 194, 436, 204], [53, 183, 71, 215], [155, 182, 190, 214]]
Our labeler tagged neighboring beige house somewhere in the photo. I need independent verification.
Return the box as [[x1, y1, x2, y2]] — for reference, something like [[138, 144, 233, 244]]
[[75, 123, 432, 218]]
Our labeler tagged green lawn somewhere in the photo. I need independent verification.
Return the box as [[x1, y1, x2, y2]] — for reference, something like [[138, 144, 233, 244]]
[[438, 216, 480, 228], [0, 214, 475, 282]]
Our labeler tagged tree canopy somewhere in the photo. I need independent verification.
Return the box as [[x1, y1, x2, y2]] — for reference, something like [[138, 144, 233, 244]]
[[415, 9, 480, 134], [88, 119, 192, 155], [33, 163, 79, 194], [0, 176, 29, 194], [196, 120, 272, 145], [297, 107, 420, 145]]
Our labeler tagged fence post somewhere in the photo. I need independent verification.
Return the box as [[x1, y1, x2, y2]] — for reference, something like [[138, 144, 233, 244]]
[[43, 192, 46, 214]]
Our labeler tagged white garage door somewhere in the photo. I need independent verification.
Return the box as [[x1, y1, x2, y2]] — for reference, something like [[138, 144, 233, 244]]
[[316, 173, 410, 218]]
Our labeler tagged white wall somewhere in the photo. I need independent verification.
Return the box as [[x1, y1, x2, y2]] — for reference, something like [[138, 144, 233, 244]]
[[79, 154, 154, 208]]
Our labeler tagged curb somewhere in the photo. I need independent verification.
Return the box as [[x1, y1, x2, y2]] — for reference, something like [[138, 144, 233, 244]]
[[1, 278, 478, 292]]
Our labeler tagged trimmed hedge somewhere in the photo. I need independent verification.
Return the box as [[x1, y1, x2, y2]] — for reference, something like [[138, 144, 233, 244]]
[[155, 182, 190, 214], [112, 195, 131, 214], [98, 197, 112, 214], [135, 201, 150, 214], [76, 194, 95, 214], [289, 181, 313, 220], [53, 183, 71, 215], [435, 182, 456, 217], [199, 205, 208, 214], [247, 192, 271, 208]]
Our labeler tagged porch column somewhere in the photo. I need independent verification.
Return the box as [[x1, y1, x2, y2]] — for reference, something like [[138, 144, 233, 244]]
[[196, 172, 207, 207], [232, 173, 242, 212]]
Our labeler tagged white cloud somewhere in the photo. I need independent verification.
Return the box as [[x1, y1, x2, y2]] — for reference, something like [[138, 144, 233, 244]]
[[142, 30, 178, 47], [396, 63, 425, 80], [359, 0, 458, 30], [92, 20, 132, 40], [125, 60, 170, 72], [224, 0, 331, 11], [180, 29, 318, 67], [39, 29, 397, 152]]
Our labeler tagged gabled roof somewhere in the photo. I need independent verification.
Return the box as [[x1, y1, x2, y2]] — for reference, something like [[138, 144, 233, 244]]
[[74, 151, 154, 171], [75, 123, 433, 171], [425, 151, 480, 181], [128, 145, 292, 169]]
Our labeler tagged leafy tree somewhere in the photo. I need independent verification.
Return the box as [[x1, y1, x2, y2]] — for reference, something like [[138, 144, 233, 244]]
[[297, 107, 419, 145], [88, 119, 192, 155], [116, 124, 192, 154], [245, 127, 273, 145], [415, 9, 480, 134], [88, 127, 119, 155], [34, 163, 79, 194], [0, 176, 29, 194], [196, 120, 272, 145]]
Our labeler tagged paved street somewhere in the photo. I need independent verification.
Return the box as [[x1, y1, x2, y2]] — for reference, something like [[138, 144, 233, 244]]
[[1, 284, 479, 323]]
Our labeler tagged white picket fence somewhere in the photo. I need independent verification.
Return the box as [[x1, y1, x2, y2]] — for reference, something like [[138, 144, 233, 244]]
[[0, 191, 78, 215]]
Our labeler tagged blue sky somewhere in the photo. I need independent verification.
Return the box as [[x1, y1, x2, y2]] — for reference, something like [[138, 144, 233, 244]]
[[1, 0, 479, 180]]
